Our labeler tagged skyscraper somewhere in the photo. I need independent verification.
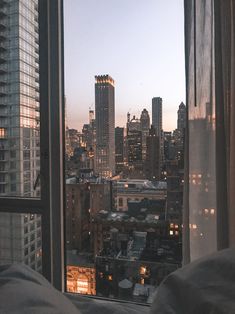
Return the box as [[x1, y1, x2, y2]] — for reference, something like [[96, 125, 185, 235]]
[[177, 102, 186, 130], [127, 116, 142, 175], [0, 0, 41, 270], [152, 97, 163, 168], [152, 97, 162, 137], [145, 126, 160, 180], [95, 75, 115, 177], [140, 108, 150, 160], [115, 127, 124, 174]]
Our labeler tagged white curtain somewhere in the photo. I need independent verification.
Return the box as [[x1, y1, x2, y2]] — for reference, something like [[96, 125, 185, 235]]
[[184, 0, 235, 263]]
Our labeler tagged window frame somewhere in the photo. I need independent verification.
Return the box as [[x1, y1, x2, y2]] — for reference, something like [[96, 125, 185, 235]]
[[0, 0, 65, 292]]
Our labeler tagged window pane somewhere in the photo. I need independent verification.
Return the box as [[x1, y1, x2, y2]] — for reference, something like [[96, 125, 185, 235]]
[[0, 0, 40, 198], [64, 0, 185, 304], [0, 212, 42, 273]]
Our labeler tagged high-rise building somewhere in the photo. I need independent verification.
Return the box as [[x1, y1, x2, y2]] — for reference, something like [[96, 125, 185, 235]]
[[177, 102, 186, 131], [0, 0, 41, 271], [95, 75, 115, 178], [152, 97, 163, 169], [115, 127, 124, 174], [89, 109, 94, 124], [174, 102, 186, 167], [140, 108, 150, 160], [126, 115, 143, 177], [145, 126, 160, 180], [152, 97, 162, 137]]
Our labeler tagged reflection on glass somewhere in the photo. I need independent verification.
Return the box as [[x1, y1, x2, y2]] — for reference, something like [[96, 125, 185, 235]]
[[0, 212, 42, 272], [188, 0, 216, 261], [0, 0, 40, 198]]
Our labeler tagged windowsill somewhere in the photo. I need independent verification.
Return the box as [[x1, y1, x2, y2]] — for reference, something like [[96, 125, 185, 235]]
[[65, 292, 150, 314]]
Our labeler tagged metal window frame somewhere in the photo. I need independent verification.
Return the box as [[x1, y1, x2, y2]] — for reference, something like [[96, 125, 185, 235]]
[[0, 0, 65, 292]]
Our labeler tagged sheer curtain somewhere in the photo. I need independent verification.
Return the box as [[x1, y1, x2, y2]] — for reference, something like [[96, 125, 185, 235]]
[[184, 0, 235, 263]]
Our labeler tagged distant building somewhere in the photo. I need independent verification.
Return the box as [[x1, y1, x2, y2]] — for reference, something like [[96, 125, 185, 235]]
[[145, 126, 161, 181], [152, 97, 163, 168], [66, 184, 91, 251], [177, 102, 186, 131], [95, 75, 115, 178], [66, 251, 96, 296], [66, 182, 111, 251], [68, 129, 83, 151], [90, 183, 111, 215], [163, 131, 174, 161], [92, 214, 181, 300], [152, 97, 162, 137], [114, 179, 166, 211], [115, 127, 124, 174], [166, 160, 184, 215], [126, 115, 143, 177], [140, 109, 150, 161]]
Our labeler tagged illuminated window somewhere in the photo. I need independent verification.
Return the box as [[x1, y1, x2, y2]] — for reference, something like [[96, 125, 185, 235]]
[[140, 266, 147, 275], [0, 128, 6, 138]]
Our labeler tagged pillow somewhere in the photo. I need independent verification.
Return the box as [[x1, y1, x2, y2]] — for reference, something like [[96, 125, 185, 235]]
[[150, 248, 235, 314], [0, 264, 80, 314]]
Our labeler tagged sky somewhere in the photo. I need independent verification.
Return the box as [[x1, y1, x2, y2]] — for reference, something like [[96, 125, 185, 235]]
[[64, 0, 185, 132]]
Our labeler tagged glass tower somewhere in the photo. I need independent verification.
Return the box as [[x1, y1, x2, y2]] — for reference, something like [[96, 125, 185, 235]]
[[0, 0, 41, 271], [95, 75, 115, 178]]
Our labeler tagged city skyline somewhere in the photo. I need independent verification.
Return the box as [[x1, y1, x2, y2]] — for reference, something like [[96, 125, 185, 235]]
[[64, 0, 185, 131]]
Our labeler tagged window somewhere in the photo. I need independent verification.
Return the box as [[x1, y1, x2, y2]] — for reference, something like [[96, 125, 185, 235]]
[[0, 0, 64, 291], [64, 0, 184, 304]]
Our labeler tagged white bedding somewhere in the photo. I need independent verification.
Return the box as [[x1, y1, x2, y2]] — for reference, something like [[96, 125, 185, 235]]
[[1, 249, 235, 314], [150, 248, 235, 314]]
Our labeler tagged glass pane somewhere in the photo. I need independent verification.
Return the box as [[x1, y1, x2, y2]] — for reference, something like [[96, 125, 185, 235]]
[[0, 212, 42, 272], [187, 0, 216, 261], [65, 1, 185, 304], [0, 0, 40, 198]]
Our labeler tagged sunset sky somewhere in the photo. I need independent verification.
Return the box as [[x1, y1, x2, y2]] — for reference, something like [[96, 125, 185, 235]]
[[64, 0, 185, 132]]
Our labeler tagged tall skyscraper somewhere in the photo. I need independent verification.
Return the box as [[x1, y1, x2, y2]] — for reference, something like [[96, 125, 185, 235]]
[[145, 126, 160, 180], [95, 75, 115, 177], [115, 127, 124, 174], [175, 102, 186, 167], [152, 97, 163, 168], [140, 108, 150, 160], [177, 102, 186, 130], [152, 97, 162, 137], [127, 116, 142, 172], [0, 0, 41, 270]]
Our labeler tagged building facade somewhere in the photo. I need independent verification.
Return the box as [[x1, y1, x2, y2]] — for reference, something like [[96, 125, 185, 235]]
[[95, 75, 115, 178], [140, 108, 150, 161], [115, 127, 124, 174], [177, 102, 186, 131], [152, 97, 162, 137], [145, 126, 160, 181], [0, 0, 41, 271]]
